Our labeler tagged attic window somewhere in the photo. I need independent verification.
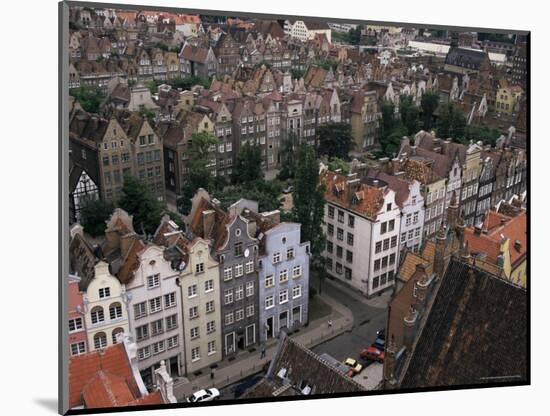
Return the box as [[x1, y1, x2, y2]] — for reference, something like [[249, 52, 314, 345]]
[[149, 260, 156, 266]]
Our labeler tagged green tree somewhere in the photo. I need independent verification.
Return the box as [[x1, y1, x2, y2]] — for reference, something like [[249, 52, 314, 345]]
[[139, 108, 156, 125], [118, 175, 164, 235], [437, 103, 467, 139], [317, 122, 354, 159], [382, 125, 408, 157], [380, 100, 396, 140], [177, 131, 218, 215], [232, 142, 263, 184], [69, 86, 105, 113], [79, 198, 114, 237], [292, 144, 327, 291], [145, 80, 162, 94], [348, 25, 363, 45], [420, 92, 439, 130], [291, 69, 305, 80], [327, 157, 349, 174], [399, 94, 420, 136], [278, 132, 300, 181], [214, 180, 283, 213], [463, 125, 501, 147]]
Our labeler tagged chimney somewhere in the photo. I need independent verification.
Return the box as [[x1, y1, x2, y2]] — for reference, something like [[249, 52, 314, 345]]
[[202, 210, 216, 238], [403, 305, 418, 349]]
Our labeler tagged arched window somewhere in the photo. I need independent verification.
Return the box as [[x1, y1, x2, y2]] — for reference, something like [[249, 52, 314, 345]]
[[91, 306, 105, 325], [94, 332, 107, 349], [112, 327, 124, 344], [109, 302, 123, 320]]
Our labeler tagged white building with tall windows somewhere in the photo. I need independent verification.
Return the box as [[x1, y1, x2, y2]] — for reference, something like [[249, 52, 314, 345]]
[[83, 261, 130, 353], [321, 170, 401, 296]]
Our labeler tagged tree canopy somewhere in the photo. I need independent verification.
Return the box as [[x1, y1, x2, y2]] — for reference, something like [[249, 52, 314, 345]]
[[420, 92, 439, 131], [327, 157, 350, 175], [232, 142, 263, 184], [317, 122, 354, 159], [437, 103, 467, 139], [278, 131, 300, 181], [79, 198, 114, 237], [70, 85, 105, 113], [213, 179, 283, 213], [399, 94, 420, 136]]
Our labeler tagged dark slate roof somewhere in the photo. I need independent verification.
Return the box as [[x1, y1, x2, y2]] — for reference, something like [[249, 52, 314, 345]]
[[445, 47, 489, 71], [401, 258, 527, 389], [245, 332, 364, 397]]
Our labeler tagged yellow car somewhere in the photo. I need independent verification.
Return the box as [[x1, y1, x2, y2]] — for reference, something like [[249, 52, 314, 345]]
[[343, 358, 363, 376]]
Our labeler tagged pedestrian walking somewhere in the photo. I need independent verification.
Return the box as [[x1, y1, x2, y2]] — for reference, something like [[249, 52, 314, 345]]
[[260, 346, 266, 359], [328, 319, 333, 328]]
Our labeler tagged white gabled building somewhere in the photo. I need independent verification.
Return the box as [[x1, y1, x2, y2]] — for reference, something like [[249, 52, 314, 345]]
[[320, 170, 402, 296]]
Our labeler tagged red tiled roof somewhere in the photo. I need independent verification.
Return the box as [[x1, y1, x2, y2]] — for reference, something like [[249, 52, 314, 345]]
[[69, 343, 149, 409]]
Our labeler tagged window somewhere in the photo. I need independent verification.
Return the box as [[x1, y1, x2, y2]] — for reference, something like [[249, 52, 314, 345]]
[[401, 232, 407, 243], [241, 281, 253, 298], [373, 276, 380, 289], [287, 247, 295, 259], [225, 312, 234, 325], [346, 250, 353, 263], [245, 261, 254, 274], [190, 326, 199, 339], [166, 315, 177, 331], [223, 288, 234, 304], [327, 224, 334, 235], [265, 274, 274, 288], [235, 285, 244, 301], [413, 212, 419, 224], [147, 274, 160, 289], [236, 309, 244, 321], [167, 335, 179, 349], [134, 302, 146, 319], [337, 228, 344, 241], [279, 269, 289, 283], [381, 222, 387, 234], [223, 267, 233, 281], [345, 267, 352, 280], [265, 295, 275, 309], [149, 297, 162, 314], [391, 236, 397, 248], [109, 303, 123, 320], [206, 320, 216, 334], [292, 265, 302, 278], [94, 332, 107, 349], [189, 306, 199, 319], [328, 206, 335, 219], [347, 233, 354, 246], [348, 215, 355, 228], [235, 263, 244, 277], [375, 241, 382, 253], [151, 340, 165, 355], [204, 279, 214, 293], [191, 347, 201, 361], [91, 307, 105, 325], [208, 341, 216, 355], [374, 259, 381, 271], [408, 230, 414, 239], [273, 252, 281, 263], [102, 156, 110, 166], [235, 242, 243, 256], [160, 293, 175, 310], [195, 262, 204, 274], [98, 287, 110, 299], [138, 346, 151, 360], [69, 318, 83, 333], [139, 136, 146, 146], [246, 304, 255, 317], [188, 285, 197, 298], [389, 219, 395, 231], [292, 285, 302, 299], [206, 300, 215, 313], [389, 253, 396, 265], [336, 262, 343, 274], [382, 256, 388, 268], [279, 289, 289, 304], [383, 239, 389, 251], [337, 210, 344, 223], [151, 319, 164, 336], [71, 342, 86, 356]]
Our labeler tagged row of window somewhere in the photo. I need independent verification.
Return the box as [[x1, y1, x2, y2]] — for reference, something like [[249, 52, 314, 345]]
[[137, 150, 162, 165], [135, 314, 178, 341], [134, 292, 177, 319], [265, 285, 302, 309], [404, 211, 420, 226], [326, 259, 352, 280], [102, 152, 130, 166], [223, 261, 254, 280], [327, 206, 355, 228], [190, 340, 217, 362], [90, 303, 123, 325], [190, 318, 218, 339], [372, 270, 395, 289], [401, 227, 422, 243], [93, 328, 124, 350], [380, 218, 395, 234], [187, 279, 215, 298], [223, 282, 255, 304], [374, 236, 398, 254], [326, 242, 353, 263], [225, 304, 255, 325], [265, 265, 302, 287], [374, 254, 396, 271], [272, 247, 295, 264], [137, 335, 179, 361]]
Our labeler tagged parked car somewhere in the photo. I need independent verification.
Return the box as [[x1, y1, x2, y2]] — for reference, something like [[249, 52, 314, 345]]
[[360, 346, 385, 362], [187, 388, 220, 403], [373, 337, 385, 350], [343, 358, 363, 376], [376, 328, 385, 340]]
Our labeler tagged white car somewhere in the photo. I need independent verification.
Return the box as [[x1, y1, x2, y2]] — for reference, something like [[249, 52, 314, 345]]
[[187, 388, 221, 403]]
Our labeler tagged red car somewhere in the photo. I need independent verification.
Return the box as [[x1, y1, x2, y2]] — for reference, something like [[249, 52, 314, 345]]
[[360, 346, 385, 362]]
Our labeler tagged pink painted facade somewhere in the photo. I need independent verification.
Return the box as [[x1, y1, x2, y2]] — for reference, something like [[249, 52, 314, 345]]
[[68, 275, 87, 356]]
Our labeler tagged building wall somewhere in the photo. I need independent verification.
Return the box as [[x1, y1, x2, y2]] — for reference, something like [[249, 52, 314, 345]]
[[126, 245, 184, 385], [98, 118, 130, 202], [68, 276, 88, 356], [84, 261, 130, 351], [423, 178, 446, 238], [510, 259, 526, 288], [399, 181, 425, 252], [258, 223, 310, 343], [179, 239, 222, 374]]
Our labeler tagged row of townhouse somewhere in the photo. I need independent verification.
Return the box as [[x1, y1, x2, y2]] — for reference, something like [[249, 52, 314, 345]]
[[319, 130, 527, 297], [68, 198, 310, 387]]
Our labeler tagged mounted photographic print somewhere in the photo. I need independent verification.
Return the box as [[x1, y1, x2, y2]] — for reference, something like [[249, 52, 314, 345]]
[[59, 1, 529, 414]]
